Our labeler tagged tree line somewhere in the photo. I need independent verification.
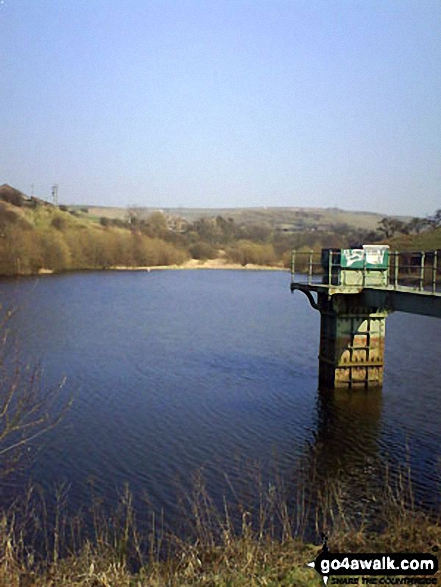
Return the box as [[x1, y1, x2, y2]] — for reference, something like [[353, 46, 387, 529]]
[[1, 185, 440, 276], [0, 202, 188, 276], [377, 210, 441, 238]]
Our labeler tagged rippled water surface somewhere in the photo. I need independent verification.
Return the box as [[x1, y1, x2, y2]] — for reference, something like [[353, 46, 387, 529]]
[[1, 270, 440, 526]]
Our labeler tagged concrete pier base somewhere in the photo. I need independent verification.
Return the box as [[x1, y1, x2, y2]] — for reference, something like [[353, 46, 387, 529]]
[[318, 293, 388, 390]]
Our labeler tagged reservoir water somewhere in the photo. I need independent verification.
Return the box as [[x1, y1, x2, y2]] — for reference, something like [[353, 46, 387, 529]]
[[1, 270, 440, 532]]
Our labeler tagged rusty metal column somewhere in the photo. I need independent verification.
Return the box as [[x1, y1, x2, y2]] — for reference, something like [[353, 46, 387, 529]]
[[318, 293, 387, 390]]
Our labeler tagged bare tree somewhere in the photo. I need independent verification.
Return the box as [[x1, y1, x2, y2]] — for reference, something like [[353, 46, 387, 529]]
[[428, 209, 441, 228], [0, 307, 71, 475], [406, 217, 427, 235], [377, 217, 406, 239]]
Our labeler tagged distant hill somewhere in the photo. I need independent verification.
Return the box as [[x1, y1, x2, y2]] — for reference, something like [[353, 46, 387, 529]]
[[80, 204, 403, 233], [0, 184, 412, 234]]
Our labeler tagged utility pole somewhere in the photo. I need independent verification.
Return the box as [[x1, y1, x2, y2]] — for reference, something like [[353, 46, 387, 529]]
[[51, 184, 59, 206]]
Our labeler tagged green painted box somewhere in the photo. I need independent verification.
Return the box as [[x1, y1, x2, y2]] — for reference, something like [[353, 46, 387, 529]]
[[322, 245, 390, 288], [340, 246, 389, 269]]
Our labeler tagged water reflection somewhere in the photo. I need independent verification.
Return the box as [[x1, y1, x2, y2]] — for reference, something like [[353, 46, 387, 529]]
[[314, 388, 383, 475], [301, 388, 384, 525]]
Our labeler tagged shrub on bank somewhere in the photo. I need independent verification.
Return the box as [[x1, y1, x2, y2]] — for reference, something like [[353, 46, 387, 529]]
[[0, 220, 190, 275], [225, 241, 277, 266], [0, 227, 42, 275], [189, 242, 219, 260], [0, 185, 24, 207], [37, 229, 72, 272]]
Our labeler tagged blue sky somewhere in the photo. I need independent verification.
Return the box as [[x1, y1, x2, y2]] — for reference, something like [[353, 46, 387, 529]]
[[1, 0, 440, 215]]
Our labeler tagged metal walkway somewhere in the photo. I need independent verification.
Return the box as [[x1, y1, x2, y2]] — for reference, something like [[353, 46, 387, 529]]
[[290, 247, 441, 388], [290, 249, 441, 319]]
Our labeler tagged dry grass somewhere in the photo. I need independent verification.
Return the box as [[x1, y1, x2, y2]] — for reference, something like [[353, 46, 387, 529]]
[[390, 227, 441, 252], [0, 464, 440, 586]]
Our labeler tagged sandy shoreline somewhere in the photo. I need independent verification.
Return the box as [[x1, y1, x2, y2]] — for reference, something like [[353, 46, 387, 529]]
[[34, 259, 288, 275], [111, 258, 288, 272]]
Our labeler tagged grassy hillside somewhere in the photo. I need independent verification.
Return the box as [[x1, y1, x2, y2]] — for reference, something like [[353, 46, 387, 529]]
[[83, 204, 391, 232], [0, 190, 189, 276], [389, 226, 441, 251]]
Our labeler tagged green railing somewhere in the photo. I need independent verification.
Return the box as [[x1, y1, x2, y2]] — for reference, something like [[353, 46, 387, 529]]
[[291, 249, 441, 294]]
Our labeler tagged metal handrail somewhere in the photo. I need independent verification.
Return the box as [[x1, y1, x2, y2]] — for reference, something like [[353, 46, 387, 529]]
[[290, 249, 441, 294]]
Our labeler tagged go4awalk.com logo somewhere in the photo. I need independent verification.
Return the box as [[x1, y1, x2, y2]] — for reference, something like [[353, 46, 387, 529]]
[[307, 536, 438, 585]]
